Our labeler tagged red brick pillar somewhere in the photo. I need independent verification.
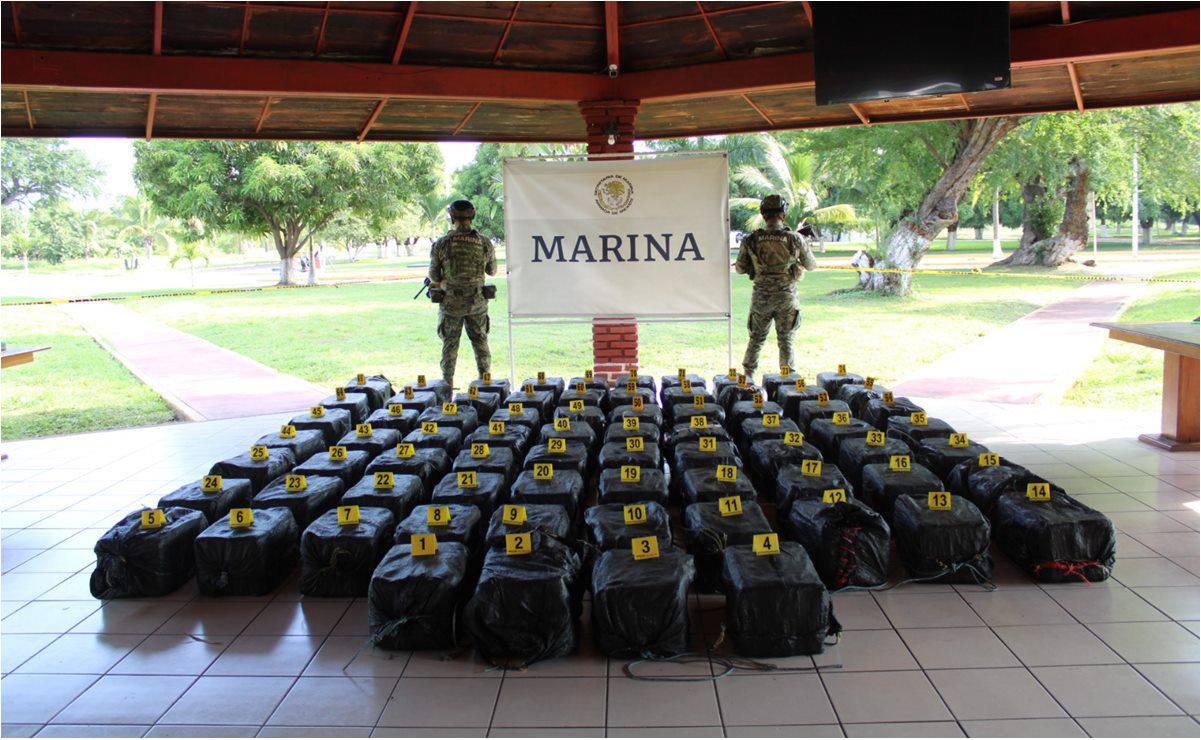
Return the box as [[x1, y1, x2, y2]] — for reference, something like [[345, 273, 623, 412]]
[[580, 99, 640, 384]]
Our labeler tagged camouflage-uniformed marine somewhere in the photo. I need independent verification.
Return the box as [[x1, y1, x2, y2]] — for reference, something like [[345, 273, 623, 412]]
[[428, 199, 497, 385], [735, 195, 818, 378]]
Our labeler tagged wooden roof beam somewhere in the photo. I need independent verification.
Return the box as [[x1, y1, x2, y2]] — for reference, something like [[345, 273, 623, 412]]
[[801, 1, 814, 29], [357, 98, 387, 141], [696, 2, 728, 59], [145, 93, 157, 140], [1060, 1, 1071, 24], [848, 103, 871, 126], [391, 2, 418, 65], [314, 1, 331, 57], [958, 93, 972, 112], [254, 96, 273, 133], [491, 3, 521, 65], [605, 1, 620, 71], [153, 1, 163, 55], [238, 3, 250, 55], [22, 90, 34, 129], [452, 102, 482, 136], [1066, 62, 1085, 111], [741, 93, 774, 127], [619, 2, 791, 30], [10, 2, 22, 45]]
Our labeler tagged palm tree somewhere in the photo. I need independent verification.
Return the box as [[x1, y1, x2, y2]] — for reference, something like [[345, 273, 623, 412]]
[[116, 195, 176, 262], [168, 240, 210, 287], [411, 191, 453, 249]]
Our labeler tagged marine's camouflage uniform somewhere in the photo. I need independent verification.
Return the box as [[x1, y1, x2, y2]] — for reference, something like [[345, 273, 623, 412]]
[[735, 223, 817, 376], [428, 227, 497, 384]]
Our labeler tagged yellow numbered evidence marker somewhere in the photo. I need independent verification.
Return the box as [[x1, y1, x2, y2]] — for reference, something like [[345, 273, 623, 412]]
[[801, 459, 823, 477], [678, 368, 687, 380], [506, 532, 533, 555], [882, 391, 895, 404], [421, 421, 439, 435], [426, 506, 451, 526], [620, 465, 640, 483], [716, 464, 738, 483], [373, 471, 395, 489], [910, 411, 928, 426], [508, 402, 524, 415], [628, 367, 638, 379], [718, 495, 743, 517], [396, 443, 415, 458], [554, 417, 571, 431], [1026, 482, 1052, 502], [698, 436, 717, 453], [753, 532, 781, 556], [889, 455, 912, 472], [626, 380, 638, 394], [310, 405, 326, 418], [537, 371, 547, 383], [337, 505, 361, 526], [442, 402, 458, 415], [752, 392, 764, 409], [410, 533, 438, 556], [388, 403, 405, 417], [837, 364, 847, 375], [690, 415, 708, 430], [403, 386, 415, 399], [489, 420, 506, 435], [140, 508, 166, 529], [780, 364, 791, 375], [831, 411, 850, 426], [794, 378, 806, 390], [249, 444, 270, 462], [583, 369, 594, 381], [202, 474, 223, 493], [502, 505, 527, 525], [737, 374, 748, 388], [335, 386, 347, 401], [631, 535, 660, 560], [533, 462, 554, 480], [569, 399, 585, 412], [928, 491, 952, 511], [470, 442, 490, 459], [978, 452, 1000, 467], [457, 471, 478, 489], [356, 373, 367, 385], [468, 385, 479, 399], [822, 488, 848, 504], [784, 431, 804, 447], [482, 371, 492, 383], [680, 379, 693, 393], [949, 433, 970, 448], [284, 474, 307, 492], [692, 394, 705, 409], [328, 445, 348, 462], [355, 423, 373, 438], [728, 367, 738, 379], [816, 391, 830, 406], [623, 503, 647, 525], [523, 383, 536, 396], [630, 395, 645, 410], [626, 436, 644, 452], [417, 374, 427, 386], [762, 412, 781, 428], [279, 424, 297, 439], [229, 508, 255, 529], [866, 430, 886, 447], [623, 416, 640, 431], [547, 438, 567, 453], [864, 376, 875, 389]]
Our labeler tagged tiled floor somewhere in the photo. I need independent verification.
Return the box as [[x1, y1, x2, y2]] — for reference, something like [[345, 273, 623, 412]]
[[1, 399, 1197, 738]]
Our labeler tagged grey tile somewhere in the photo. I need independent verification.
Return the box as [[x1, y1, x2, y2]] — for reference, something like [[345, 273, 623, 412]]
[[821, 630, 920, 672], [372, 730, 486, 738], [992, 624, 1122, 667], [491, 677, 606, 728], [145, 726, 260, 737], [159, 676, 294, 725], [873, 593, 983, 629], [927, 667, 1064, 721], [267, 676, 396, 727], [606, 677, 722, 727], [0, 674, 100, 724], [488, 730, 605, 738], [155, 602, 268, 636], [716, 674, 838, 726], [1031, 664, 1184, 717], [204, 635, 323, 677], [606, 728, 724, 737], [821, 671, 951, 723], [257, 728, 371, 738], [33, 725, 149, 737], [1136, 662, 1201, 715], [2, 601, 100, 633], [843, 722, 963, 737], [0, 725, 43, 738], [110, 633, 232, 676], [960, 718, 1085, 737], [302, 635, 409, 677], [1047, 586, 1172, 623], [958, 590, 1076, 627], [377, 678, 501, 728], [1, 633, 58, 673], [1075, 716, 1200, 737], [899, 628, 1020, 670], [1132, 587, 1201, 621], [71, 601, 185, 635], [726, 726, 843, 738], [831, 592, 890, 630], [242, 601, 351, 637], [402, 650, 497, 678], [1088, 620, 1199, 663], [1113, 557, 1199, 588], [53, 675, 195, 725], [15, 633, 145, 675]]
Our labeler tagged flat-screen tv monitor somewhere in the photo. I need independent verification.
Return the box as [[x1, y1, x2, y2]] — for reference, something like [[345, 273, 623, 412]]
[[813, 2, 1011, 106]]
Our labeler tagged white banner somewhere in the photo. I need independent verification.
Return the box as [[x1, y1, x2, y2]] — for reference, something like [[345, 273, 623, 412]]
[[504, 153, 730, 318]]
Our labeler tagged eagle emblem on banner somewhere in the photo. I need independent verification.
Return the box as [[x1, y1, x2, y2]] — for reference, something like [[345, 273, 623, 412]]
[[594, 175, 634, 215]]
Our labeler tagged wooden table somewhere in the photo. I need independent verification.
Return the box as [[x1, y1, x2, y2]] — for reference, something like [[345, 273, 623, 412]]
[[1, 345, 50, 370], [1092, 322, 1199, 452]]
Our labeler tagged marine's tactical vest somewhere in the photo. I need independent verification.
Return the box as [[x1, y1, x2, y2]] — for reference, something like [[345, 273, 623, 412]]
[[442, 230, 489, 287], [748, 228, 798, 278]]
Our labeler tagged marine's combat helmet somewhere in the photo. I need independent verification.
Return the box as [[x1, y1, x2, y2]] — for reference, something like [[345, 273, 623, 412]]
[[759, 194, 788, 217], [448, 199, 476, 221]]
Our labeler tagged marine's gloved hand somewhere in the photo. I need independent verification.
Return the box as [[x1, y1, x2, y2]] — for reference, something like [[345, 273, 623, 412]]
[[798, 224, 817, 239]]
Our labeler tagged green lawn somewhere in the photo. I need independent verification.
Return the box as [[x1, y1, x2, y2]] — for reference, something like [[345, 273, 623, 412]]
[[1062, 269, 1201, 410], [1, 306, 177, 439]]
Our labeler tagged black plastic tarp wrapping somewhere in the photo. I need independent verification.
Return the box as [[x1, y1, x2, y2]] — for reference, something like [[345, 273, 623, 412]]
[[592, 548, 696, 657], [455, 390, 501, 421], [585, 501, 673, 551], [664, 423, 733, 460], [524, 442, 590, 477], [418, 404, 480, 436], [684, 500, 772, 593], [597, 441, 662, 471], [539, 421, 598, 458], [680, 467, 757, 506], [344, 374, 394, 410], [293, 449, 370, 489], [558, 387, 605, 410], [486, 503, 573, 548], [466, 424, 533, 457], [256, 428, 325, 462], [728, 400, 785, 434], [368, 541, 470, 650], [364, 407, 418, 435], [597, 467, 670, 506], [761, 372, 804, 402], [290, 407, 353, 446], [463, 534, 583, 667], [945, 458, 1042, 516], [158, 478, 254, 523], [319, 391, 372, 424], [430, 471, 508, 521], [861, 396, 924, 431], [660, 386, 714, 419], [489, 405, 543, 431], [365, 446, 451, 498], [774, 463, 855, 516], [568, 376, 611, 395], [469, 378, 512, 399], [194, 507, 300, 596], [209, 448, 296, 494], [509, 469, 586, 522], [775, 385, 825, 420], [716, 383, 762, 415], [673, 440, 743, 476], [396, 504, 483, 554], [552, 406, 608, 441], [747, 439, 823, 498], [341, 474, 425, 520], [90, 507, 208, 599], [835, 383, 889, 418], [816, 370, 864, 394], [991, 490, 1116, 583], [252, 473, 345, 530], [914, 438, 991, 481], [521, 376, 567, 404], [892, 494, 994, 584], [886, 416, 957, 450], [721, 542, 835, 657], [793, 400, 851, 435], [337, 427, 403, 459], [603, 421, 661, 447], [667, 402, 726, 429], [710, 373, 742, 395], [453, 446, 519, 484], [660, 373, 708, 395], [299, 506, 396, 597], [838, 437, 913, 491], [412, 378, 453, 404], [505, 390, 556, 423], [389, 389, 438, 414], [782, 497, 890, 590], [402, 426, 464, 457], [860, 463, 946, 522], [737, 417, 802, 461], [808, 418, 875, 460], [607, 401, 664, 429]]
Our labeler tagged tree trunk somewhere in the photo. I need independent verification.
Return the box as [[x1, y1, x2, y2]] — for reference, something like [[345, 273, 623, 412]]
[[864, 117, 1024, 295], [973, 225, 983, 240], [1020, 178, 1052, 249], [992, 185, 1003, 259], [22, 252, 29, 271], [143, 235, 153, 261], [272, 224, 304, 286], [1141, 222, 1153, 245], [945, 222, 958, 250], [993, 158, 1090, 267]]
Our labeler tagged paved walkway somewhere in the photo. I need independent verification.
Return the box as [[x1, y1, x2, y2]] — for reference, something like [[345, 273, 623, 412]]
[[892, 280, 1147, 405], [61, 301, 326, 421]]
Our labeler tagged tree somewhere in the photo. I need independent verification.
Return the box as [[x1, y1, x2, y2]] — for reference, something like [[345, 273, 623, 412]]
[[133, 141, 443, 285], [115, 195, 177, 262], [647, 134, 770, 232], [319, 212, 375, 262], [451, 142, 582, 241], [1, 206, 34, 269], [1, 139, 101, 207], [411, 191, 453, 244], [168, 240, 211, 286]]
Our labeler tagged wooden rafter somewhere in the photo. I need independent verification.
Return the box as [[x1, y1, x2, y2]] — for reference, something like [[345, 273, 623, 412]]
[[801, 1, 814, 29], [412, 9, 595, 29], [314, 1, 332, 57], [391, 2, 418, 65], [254, 96, 273, 133], [1060, 1, 1071, 24], [153, 1, 163, 55], [191, 0, 602, 27], [696, 2, 728, 59], [357, 98, 387, 142], [452, 102, 482, 136], [491, 3, 522, 65], [238, 2, 251, 55], [604, 0, 620, 70], [958, 93, 972, 112], [22, 90, 34, 129], [620, 2, 790, 29], [741, 93, 774, 126], [10, 2, 22, 45], [848, 103, 871, 125], [145, 93, 157, 140], [1066, 62, 1085, 111]]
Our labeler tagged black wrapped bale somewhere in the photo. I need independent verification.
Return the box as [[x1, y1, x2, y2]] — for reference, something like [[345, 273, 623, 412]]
[[524, 442, 590, 477], [365, 446, 451, 498], [793, 400, 851, 435], [860, 462, 945, 521], [945, 458, 1042, 516], [782, 497, 890, 590], [158, 478, 254, 524], [716, 383, 762, 415], [861, 396, 924, 431], [673, 439, 743, 476], [521, 376, 566, 404], [294, 449, 370, 489], [607, 396, 661, 425], [816, 370, 864, 394], [592, 548, 695, 657], [603, 421, 661, 446], [838, 436, 913, 491], [319, 391, 372, 424], [252, 474, 345, 530], [808, 418, 875, 460], [892, 494, 993, 584], [402, 425, 464, 456], [256, 428, 325, 462], [597, 467, 669, 506], [558, 387, 605, 410], [597, 440, 662, 471], [915, 437, 991, 481], [490, 404, 543, 431], [568, 376, 611, 394], [342, 473, 425, 520], [553, 405, 607, 441], [455, 390, 500, 421], [660, 373, 707, 394], [585, 501, 672, 551], [661, 387, 716, 418], [396, 504, 482, 553], [667, 402, 726, 430], [337, 426, 402, 458], [389, 389, 438, 414], [684, 500, 772, 593], [738, 417, 802, 461], [836, 383, 889, 418], [412, 378, 453, 403], [364, 407, 418, 435], [886, 415, 956, 450], [774, 463, 854, 516], [761, 371, 804, 402], [469, 377, 512, 399], [722, 543, 834, 657], [466, 424, 533, 457], [299, 506, 396, 597], [747, 439, 823, 498], [194, 507, 299, 596], [368, 542, 470, 650], [209, 448, 295, 494], [485, 503, 573, 548], [90, 508, 208, 599], [665, 423, 733, 460], [505, 389, 556, 423], [775, 384, 825, 420], [290, 407, 353, 446], [418, 404, 480, 437], [453, 445, 519, 484], [711, 373, 742, 395], [430, 471, 508, 521], [729, 400, 785, 434], [992, 490, 1116, 583], [509, 469, 586, 523], [344, 374, 394, 410], [538, 421, 598, 460], [680, 466, 757, 506], [463, 535, 582, 667]]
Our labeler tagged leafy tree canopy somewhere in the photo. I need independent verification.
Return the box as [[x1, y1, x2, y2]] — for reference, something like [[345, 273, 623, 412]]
[[1, 138, 101, 207]]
